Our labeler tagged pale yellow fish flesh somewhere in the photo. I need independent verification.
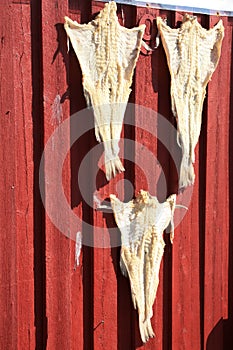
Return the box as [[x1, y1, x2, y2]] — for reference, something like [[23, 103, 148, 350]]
[[157, 15, 224, 188], [110, 190, 176, 343], [64, 2, 145, 180]]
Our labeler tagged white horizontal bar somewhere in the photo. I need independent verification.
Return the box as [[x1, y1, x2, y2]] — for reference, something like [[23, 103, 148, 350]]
[[96, 0, 233, 16]]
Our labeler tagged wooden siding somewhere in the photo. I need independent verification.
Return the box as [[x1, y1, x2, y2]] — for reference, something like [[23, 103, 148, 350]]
[[0, 1, 233, 349]]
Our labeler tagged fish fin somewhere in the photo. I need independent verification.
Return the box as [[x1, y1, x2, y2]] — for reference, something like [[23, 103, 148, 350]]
[[105, 156, 125, 181]]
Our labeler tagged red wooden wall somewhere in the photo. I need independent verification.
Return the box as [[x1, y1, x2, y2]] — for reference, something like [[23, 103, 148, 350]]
[[1, 1, 233, 349]]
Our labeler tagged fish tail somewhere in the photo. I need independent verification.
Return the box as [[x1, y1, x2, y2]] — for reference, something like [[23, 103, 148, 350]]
[[139, 317, 155, 343], [179, 156, 195, 189], [105, 156, 125, 181]]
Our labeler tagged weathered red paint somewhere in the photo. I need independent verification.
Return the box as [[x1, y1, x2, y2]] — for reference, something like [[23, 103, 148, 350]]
[[1, 1, 233, 349], [0, 1, 35, 349], [203, 16, 231, 350]]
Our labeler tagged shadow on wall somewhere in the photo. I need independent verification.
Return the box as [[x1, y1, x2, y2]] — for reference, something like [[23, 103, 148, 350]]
[[206, 318, 233, 350], [31, 0, 47, 347]]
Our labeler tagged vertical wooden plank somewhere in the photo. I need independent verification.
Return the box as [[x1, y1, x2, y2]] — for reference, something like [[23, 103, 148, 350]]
[[67, 1, 96, 349], [0, 3, 17, 349], [67, 3, 86, 348], [0, 1, 35, 349], [41, 0, 73, 348], [13, 3, 35, 349], [204, 16, 231, 350], [172, 187, 201, 350], [135, 6, 160, 197], [226, 17, 233, 349]]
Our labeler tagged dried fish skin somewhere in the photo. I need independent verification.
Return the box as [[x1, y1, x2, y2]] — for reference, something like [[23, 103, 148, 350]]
[[64, 2, 145, 180], [157, 15, 224, 188], [110, 191, 176, 343]]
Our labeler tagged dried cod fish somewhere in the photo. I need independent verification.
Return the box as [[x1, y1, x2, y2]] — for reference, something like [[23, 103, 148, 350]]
[[64, 2, 145, 180], [110, 191, 176, 343], [157, 15, 224, 188]]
